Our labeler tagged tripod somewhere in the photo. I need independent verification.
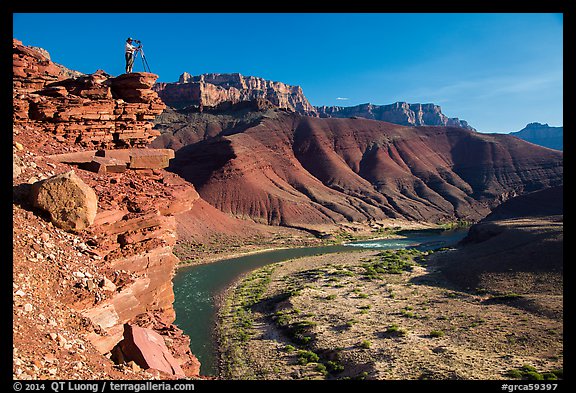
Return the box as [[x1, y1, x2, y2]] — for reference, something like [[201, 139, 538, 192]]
[[135, 44, 151, 73]]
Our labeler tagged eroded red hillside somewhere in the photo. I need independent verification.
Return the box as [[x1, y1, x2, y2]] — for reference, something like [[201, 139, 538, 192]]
[[168, 112, 563, 228]]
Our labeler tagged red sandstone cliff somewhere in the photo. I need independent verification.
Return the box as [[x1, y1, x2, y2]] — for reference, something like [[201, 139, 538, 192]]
[[13, 39, 201, 379]]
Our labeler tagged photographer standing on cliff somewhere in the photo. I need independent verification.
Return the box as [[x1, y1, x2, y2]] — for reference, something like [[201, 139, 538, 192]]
[[125, 37, 140, 73]]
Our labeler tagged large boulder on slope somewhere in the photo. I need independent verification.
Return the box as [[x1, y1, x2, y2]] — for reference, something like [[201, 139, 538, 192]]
[[30, 170, 98, 232], [115, 324, 185, 377]]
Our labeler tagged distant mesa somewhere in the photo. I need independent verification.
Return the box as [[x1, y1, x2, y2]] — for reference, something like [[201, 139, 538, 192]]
[[154, 72, 475, 131], [315, 102, 475, 131], [154, 72, 317, 116], [510, 122, 563, 151]]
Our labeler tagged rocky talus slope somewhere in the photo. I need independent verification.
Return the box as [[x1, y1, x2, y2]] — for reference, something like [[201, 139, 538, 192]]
[[13, 40, 202, 379]]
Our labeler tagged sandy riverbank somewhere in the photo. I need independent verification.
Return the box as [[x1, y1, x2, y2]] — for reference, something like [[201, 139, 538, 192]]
[[217, 249, 563, 380]]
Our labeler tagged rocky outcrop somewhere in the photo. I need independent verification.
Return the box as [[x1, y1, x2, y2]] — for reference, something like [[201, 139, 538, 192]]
[[154, 72, 317, 115], [77, 170, 200, 368], [31, 171, 98, 232], [167, 113, 562, 227], [315, 102, 475, 130], [510, 122, 563, 151], [13, 39, 165, 149], [13, 38, 67, 93]]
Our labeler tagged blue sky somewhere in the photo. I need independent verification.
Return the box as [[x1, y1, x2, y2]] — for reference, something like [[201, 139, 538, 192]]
[[13, 13, 563, 133]]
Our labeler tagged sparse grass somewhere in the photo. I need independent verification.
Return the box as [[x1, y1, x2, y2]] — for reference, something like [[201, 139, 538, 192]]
[[385, 324, 407, 337], [489, 293, 524, 301], [346, 319, 359, 328], [429, 330, 445, 338], [325, 294, 337, 300], [285, 345, 296, 353], [217, 265, 276, 378]]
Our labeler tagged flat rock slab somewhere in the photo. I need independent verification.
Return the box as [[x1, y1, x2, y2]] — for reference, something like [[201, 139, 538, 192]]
[[84, 156, 127, 174], [129, 149, 171, 169], [116, 324, 185, 377], [96, 148, 174, 169], [45, 150, 99, 164]]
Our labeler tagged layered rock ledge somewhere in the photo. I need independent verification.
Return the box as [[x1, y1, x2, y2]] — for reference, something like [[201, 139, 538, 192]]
[[13, 39, 165, 150]]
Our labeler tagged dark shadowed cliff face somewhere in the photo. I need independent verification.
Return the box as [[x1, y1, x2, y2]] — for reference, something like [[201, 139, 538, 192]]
[[435, 187, 563, 306], [315, 102, 475, 130], [165, 112, 563, 227]]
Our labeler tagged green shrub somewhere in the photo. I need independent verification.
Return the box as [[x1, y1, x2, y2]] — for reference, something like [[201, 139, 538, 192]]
[[524, 371, 544, 380], [297, 350, 319, 365], [551, 368, 563, 378], [506, 365, 560, 380], [315, 363, 327, 375], [429, 330, 444, 338], [356, 371, 369, 380], [326, 361, 344, 374], [506, 369, 523, 379], [346, 319, 359, 328], [359, 340, 372, 349], [285, 345, 296, 353], [325, 294, 337, 300]]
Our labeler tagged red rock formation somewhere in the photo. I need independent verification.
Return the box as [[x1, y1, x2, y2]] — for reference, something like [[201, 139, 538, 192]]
[[13, 39, 165, 149], [168, 112, 563, 227], [13, 39, 201, 379], [154, 72, 317, 115]]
